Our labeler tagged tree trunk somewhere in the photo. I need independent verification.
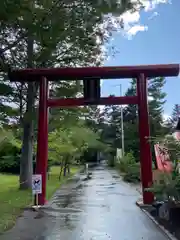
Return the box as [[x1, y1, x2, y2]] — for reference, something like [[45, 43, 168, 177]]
[[63, 164, 67, 177], [19, 36, 35, 189], [67, 164, 70, 175], [59, 161, 64, 181]]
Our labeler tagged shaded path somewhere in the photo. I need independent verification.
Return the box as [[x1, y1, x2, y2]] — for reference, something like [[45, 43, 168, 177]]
[[2, 166, 168, 240]]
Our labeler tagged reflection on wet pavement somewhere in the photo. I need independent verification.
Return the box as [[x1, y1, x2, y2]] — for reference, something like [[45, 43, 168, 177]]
[[37, 167, 168, 240], [1, 167, 168, 240]]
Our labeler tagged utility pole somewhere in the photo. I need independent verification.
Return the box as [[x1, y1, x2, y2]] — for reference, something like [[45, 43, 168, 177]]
[[119, 84, 124, 157], [112, 84, 125, 157]]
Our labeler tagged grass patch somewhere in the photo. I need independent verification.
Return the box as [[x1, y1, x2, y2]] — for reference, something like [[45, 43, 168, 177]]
[[0, 166, 80, 234], [0, 174, 32, 234]]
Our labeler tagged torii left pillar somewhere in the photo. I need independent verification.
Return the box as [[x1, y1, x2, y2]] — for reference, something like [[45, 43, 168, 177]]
[[36, 77, 48, 205]]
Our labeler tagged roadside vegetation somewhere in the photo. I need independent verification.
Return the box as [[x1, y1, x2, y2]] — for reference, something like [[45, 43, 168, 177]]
[[115, 152, 141, 183], [0, 0, 178, 236], [0, 126, 104, 233], [0, 165, 80, 233], [145, 135, 180, 202]]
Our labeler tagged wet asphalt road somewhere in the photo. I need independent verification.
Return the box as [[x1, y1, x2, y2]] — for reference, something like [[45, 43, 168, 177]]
[[2, 166, 168, 240], [38, 166, 168, 240]]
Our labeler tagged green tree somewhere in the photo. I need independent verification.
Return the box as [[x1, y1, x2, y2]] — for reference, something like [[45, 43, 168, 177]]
[[148, 77, 167, 136], [99, 77, 167, 162], [164, 104, 180, 132], [48, 123, 104, 176], [0, 0, 150, 189]]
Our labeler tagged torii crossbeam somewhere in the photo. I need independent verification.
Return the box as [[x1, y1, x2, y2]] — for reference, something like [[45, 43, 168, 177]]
[[9, 64, 179, 206]]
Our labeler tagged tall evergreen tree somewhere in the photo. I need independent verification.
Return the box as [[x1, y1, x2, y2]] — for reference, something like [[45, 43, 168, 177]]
[[99, 77, 167, 161], [148, 77, 167, 136], [164, 104, 180, 132]]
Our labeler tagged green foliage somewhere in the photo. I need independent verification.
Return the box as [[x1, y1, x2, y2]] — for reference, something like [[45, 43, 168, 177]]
[[123, 163, 140, 183], [0, 166, 79, 233], [116, 151, 140, 183], [97, 77, 167, 163], [118, 151, 136, 172], [0, 0, 166, 189], [164, 104, 180, 131], [150, 135, 180, 168], [0, 154, 20, 174], [48, 124, 105, 167], [147, 173, 180, 202], [107, 156, 116, 167], [104, 145, 116, 167], [0, 129, 21, 174], [147, 136, 180, 202], [0, 121, 105, 175], [0, 0, 150, 190], [0, 0, 138, 189]]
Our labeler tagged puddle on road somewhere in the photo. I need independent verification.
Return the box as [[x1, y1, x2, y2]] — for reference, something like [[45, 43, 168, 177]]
[[4, 168, 162, 240], [34, 211, 50, 219], [112, 175, 120, 179], [39, 207, 84, 219], [95, 189, 138, 197], [95, 182, 116, 187], [110, 182, 116, 185], [36, 169, 136, 238]]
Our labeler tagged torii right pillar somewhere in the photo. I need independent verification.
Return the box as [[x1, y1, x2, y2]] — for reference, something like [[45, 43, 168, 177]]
[[137, 73, 154, 204]]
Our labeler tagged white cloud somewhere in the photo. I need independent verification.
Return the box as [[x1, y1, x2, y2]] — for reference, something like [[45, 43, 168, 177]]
[[113, 10, 148, 39], [115, 0, 170, 39], [148, 11, 159, 20], [142, 0, 170, 12], [127, 25, 148, 38], [121, 11, 141, 24], [97, 0, 170, 62], [114, 10, 141, 39]]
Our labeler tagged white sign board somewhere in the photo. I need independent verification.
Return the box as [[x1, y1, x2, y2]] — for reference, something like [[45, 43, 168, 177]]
[[116, 148, 122, 159], [32, 174, 42, 195], [86, 163, 89, 174]]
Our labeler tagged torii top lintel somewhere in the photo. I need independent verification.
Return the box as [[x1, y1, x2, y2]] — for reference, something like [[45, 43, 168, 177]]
[[9, 64, 179, 82]]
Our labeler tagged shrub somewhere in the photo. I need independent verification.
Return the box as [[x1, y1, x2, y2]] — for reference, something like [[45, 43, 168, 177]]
[[107, 156, 115, 167], [0, 141, 21, 174], [123, 163, 140, 183], [147, 172, 180, 202], [146, 136, 180, 203], [116, 151, 141, 183], [118, 151, 136, 173]]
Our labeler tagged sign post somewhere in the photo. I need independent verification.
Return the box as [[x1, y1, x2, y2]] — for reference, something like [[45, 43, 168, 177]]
[[32, 174, 42, 208]]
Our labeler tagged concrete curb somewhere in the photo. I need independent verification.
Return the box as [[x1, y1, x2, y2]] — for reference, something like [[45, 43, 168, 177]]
[[136, 201, 177, 240]]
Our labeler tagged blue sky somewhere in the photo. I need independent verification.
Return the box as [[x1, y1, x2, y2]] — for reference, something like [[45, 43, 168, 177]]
[[101, 0, 180, 117]]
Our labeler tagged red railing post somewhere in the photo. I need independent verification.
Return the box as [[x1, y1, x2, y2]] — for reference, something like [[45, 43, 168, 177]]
[[137, 74, 154, 204], [36, 77, 48, 205]]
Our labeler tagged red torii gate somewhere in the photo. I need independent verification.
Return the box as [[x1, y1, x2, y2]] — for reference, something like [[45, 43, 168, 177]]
[[9, 64, 179, 206]]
